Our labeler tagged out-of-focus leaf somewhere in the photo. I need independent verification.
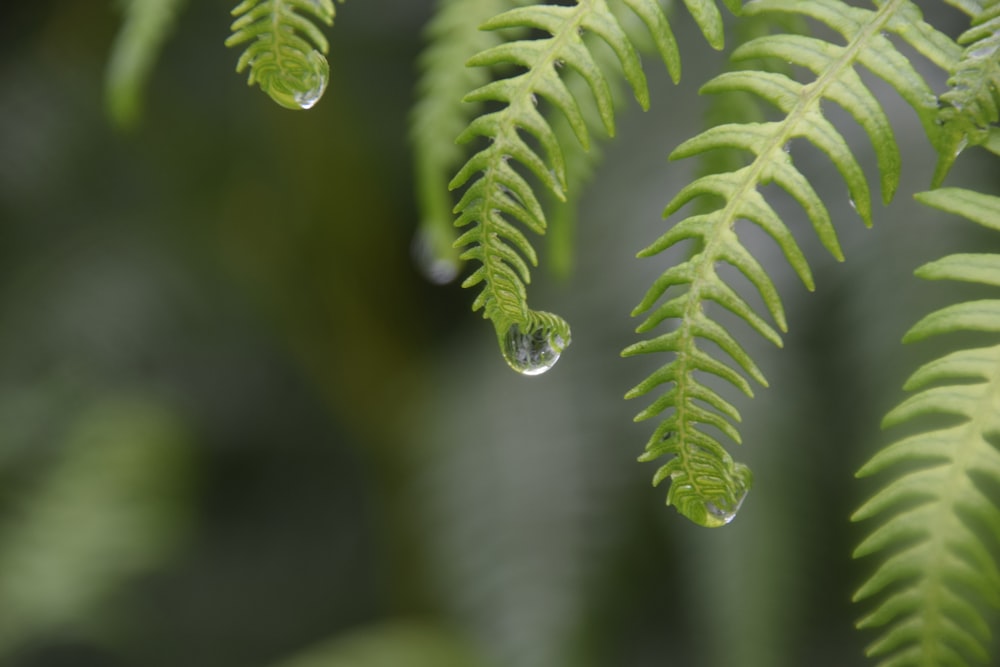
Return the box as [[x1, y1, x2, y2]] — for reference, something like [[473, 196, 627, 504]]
[[265, 620, 487, 667], [0, 397, 195, 654]]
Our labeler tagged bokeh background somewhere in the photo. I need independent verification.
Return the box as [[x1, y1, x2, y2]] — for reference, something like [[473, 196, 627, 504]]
[[1, 2, 998, 666]]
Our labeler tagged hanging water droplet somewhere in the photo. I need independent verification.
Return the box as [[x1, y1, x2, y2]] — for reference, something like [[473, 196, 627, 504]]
[[294, 71, 328, 109], [276, 50, 329, 110], [672, 463, 751, 527], [700, 467, 750, 528], [411, 228, 460, 285], [701, 489, 748, 527], [501, 322, 569, 376], [848, 195, 857, 211]]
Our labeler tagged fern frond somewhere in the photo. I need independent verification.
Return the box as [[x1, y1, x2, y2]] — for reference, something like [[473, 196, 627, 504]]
[[411, 0, 519, 285], [933, 1, 1000, 186], [225, 0, 340, 110], [105, 0, 187, 129], [544, 2, 707, 278], [451, 0, 709, 373], [624, 0, 957, 526], [853, 187, 1000, 667]]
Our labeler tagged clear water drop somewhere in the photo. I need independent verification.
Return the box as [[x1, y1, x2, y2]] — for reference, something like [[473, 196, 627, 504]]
[[411, 228, 460, 285], [673, 463, 751, 528], [701, 469, 750, 528], [702, 489, 748, 528], [502, 322, 569, 376], [294, 73, 327, 110]]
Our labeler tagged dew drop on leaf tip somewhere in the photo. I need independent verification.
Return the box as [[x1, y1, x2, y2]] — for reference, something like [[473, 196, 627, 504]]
[[691, 467, 750, 528], [701, 493, 746, 528], [294, 75, 327, 110], [502, 322, 569, 376], [292, 53, 329, 110]]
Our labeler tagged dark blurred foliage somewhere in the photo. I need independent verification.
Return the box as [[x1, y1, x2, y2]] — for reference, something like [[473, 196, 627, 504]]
[[1, 2, 999, 667]]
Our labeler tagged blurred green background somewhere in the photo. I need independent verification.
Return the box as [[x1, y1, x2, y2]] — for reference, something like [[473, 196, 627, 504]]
[[1, 2, 999, 666]]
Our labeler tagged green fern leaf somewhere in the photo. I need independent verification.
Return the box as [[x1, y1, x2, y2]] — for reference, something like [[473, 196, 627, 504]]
[[624, 0, 957, 526], [933, 1, 1000, 186], [225, 0, 340, 110], [105, 0, 187, 129], [411, 0, 521, 285], [452, 0, 717, 373], [853, 187, 1000, 667]]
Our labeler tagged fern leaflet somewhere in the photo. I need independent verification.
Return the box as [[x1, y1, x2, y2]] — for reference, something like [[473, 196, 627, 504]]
[[411, 0, 519, 285], [853, 188, 1000, 667], [623, 0, 957, 526], [933, 0, 1000, 185], [225, 0, 340, 110], [105, 0, 187, 129], [451, 0, 728, 373]]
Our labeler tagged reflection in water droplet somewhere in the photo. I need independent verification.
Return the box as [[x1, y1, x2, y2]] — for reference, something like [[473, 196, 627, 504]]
[[502, 323, 569, 376]]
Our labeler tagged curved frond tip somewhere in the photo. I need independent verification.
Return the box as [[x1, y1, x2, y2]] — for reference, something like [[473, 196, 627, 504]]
[[450, 0, 694, 372], [853, 188, 1000, 667], [225, 0, 341, 110]]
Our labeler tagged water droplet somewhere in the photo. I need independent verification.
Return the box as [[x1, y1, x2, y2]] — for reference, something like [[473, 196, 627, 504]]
[[501, 322, 569, 376], [411, 228, 460, 285], [294, 73, 327, 110], [700, 470, 750, 528], [673, 463, 751, 527], [530, 93, 539, 107], [848, 196, 857, 211], [702, 491, 747, 527]]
